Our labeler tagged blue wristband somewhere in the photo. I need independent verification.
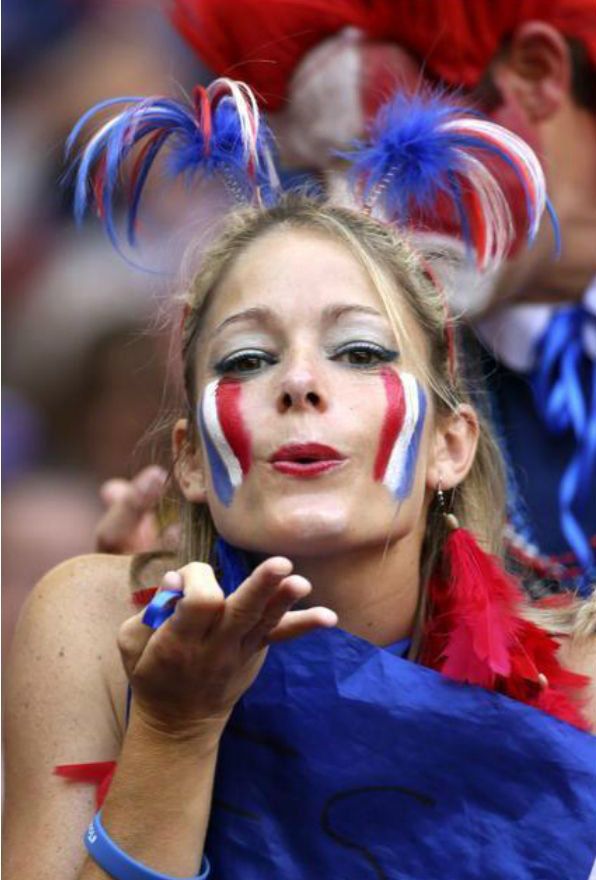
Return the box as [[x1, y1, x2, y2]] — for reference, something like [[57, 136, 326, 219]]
[[85, 811, 210, 880]]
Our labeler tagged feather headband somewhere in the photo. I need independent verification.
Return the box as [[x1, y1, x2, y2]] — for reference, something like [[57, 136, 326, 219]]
[[65, 78, 280, 255], [66, 81, 556, 293]]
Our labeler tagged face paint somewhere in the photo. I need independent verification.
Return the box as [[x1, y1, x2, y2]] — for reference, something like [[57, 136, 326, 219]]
[[374, 368, 427, 501], [198, 379, 252, 506]]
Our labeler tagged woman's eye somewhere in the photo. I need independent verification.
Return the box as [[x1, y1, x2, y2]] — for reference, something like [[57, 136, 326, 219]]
[[214, 350, 277, 375], [332, 343, 398, 368]]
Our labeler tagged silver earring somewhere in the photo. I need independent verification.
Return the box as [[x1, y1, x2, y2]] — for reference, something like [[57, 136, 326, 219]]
[[436, 478, 459, 531], [436, 479, 446, 513]]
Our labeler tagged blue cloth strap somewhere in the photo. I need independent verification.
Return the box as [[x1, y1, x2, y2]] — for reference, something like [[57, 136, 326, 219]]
[[85, 811, 210, 880]]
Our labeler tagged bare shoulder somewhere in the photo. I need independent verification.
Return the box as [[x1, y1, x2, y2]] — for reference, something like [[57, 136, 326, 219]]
[[20, 551, 136, 626], [14, 554, 133, 685]]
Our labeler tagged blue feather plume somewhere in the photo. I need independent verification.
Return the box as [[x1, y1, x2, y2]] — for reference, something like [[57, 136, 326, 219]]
[[341, 91, 555, 269], [347, 94, 467, 214]]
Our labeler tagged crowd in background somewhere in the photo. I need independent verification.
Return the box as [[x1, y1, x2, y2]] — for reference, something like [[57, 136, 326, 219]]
[[2, 0, 210, 658]]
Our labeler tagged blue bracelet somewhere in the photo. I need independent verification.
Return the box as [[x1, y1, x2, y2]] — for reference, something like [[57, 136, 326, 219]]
[[85, 811, 210, 880]]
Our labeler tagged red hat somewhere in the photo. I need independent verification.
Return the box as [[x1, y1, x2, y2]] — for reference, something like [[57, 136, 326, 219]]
[[172, 0, 596, 111]]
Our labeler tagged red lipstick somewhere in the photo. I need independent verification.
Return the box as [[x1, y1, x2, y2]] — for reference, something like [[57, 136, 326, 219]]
[[269, 443, 346, 478]]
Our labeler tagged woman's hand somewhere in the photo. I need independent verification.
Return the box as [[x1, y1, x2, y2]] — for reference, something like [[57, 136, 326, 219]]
[[95, 466, 178, 554], [117, 558, 337, 739]]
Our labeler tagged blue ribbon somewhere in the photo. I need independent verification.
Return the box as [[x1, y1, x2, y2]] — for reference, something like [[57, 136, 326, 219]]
[[532, 304, 596, 594], [141, 541, 251, 630], [142, 589, 184, 629]]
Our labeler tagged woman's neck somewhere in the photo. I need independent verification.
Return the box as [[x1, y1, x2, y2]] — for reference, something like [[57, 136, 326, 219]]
[[291, 531, 422, 647]]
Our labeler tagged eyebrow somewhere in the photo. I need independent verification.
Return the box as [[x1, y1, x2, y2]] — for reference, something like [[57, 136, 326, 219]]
[[212, 303, 386, 337], [212, 307, 275, 338], [324, 304, 384, 322]]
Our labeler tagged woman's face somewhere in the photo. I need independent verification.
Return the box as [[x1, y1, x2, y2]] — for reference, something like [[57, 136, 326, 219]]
[[187, 228, 438, 558]]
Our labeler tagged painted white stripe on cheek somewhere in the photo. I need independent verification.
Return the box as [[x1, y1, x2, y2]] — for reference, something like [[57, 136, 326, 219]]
[[201, 379, 243, 489], [382, 372, 419, 497]]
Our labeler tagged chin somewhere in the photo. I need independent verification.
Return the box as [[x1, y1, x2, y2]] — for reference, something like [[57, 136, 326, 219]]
[[280, 512, 351, 554], [221, 496, 355, 557], [273, 502, 355, 556]]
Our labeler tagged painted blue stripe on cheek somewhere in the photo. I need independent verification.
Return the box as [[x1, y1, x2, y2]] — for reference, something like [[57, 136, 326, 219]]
[[197, 404, 235, 507], [396, 384, 427, 501]]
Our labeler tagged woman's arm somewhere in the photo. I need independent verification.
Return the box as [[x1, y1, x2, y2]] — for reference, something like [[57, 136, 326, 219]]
[[3, 553, 132, 878], [3, 552, 336, 878]]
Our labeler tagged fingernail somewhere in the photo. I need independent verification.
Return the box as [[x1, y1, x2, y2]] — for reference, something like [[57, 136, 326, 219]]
[[269, 557, 293, 576], [162, 570, 182, 590]]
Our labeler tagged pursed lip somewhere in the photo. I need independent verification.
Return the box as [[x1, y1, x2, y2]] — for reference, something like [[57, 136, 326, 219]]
[[269, 443, 347, 478]]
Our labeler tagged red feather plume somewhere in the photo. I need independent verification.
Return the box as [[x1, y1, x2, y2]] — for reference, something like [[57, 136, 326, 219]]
[[421, 527, 590, 730]]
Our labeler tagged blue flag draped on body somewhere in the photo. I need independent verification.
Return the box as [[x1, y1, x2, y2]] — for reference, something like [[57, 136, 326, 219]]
[[206, 626, 596, 880]]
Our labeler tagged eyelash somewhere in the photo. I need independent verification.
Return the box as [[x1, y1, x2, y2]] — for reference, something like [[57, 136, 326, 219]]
[[331, 342, 399, 368], [214, 342, 398, 376], [214, 349, 278, 375]]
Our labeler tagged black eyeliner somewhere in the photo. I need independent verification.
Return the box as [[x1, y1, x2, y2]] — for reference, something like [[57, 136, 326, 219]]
[[332, 341, 399, 362], [213, 348, 278, 375]]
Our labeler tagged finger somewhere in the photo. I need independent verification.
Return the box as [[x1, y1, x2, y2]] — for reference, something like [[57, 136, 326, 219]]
[[266, 607, 338, 643], [99, 478, 131, 507], [95, 467, 166, 553], [167, 562, 226, 639], [118, 608, 157, 674], [139, 569, 184, 629], [241, 575, 312, 652], [161, 570, 183, 591], [121, 567, 185, 660], [223, 557, 294, 633], [100, 467, 166, 509]]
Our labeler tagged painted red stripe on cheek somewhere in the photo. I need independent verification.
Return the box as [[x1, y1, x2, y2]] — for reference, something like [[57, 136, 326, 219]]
[[216, 380, 252, 474], [373, 369, 406, 481]]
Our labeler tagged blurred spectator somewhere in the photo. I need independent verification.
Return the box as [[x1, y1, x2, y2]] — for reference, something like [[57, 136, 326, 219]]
[[2, 0, 204, 653]]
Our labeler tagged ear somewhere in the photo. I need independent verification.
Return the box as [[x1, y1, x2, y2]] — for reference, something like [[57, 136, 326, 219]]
[[493, 22, 572, 123], [172, 418, 207, 503], [426, 404, 479, 492]]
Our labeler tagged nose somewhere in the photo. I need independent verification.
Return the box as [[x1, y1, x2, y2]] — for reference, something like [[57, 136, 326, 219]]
[[276, 354, 328, 414]]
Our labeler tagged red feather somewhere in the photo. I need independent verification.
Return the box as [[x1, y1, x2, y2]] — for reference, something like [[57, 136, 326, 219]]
[[421, 527, 590, 730]]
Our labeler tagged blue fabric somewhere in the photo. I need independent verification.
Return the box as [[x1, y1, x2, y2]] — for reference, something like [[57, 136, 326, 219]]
[[138, 540, 595, 877], [207, 626, 596, 880], [382, 637, 411, 658]]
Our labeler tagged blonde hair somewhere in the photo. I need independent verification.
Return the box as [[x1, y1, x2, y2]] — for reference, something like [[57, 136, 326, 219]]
[[176, 195, 506, 594]]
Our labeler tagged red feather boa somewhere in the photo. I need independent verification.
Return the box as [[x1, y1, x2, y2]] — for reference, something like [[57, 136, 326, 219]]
[[420, 527, 590, 731]]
